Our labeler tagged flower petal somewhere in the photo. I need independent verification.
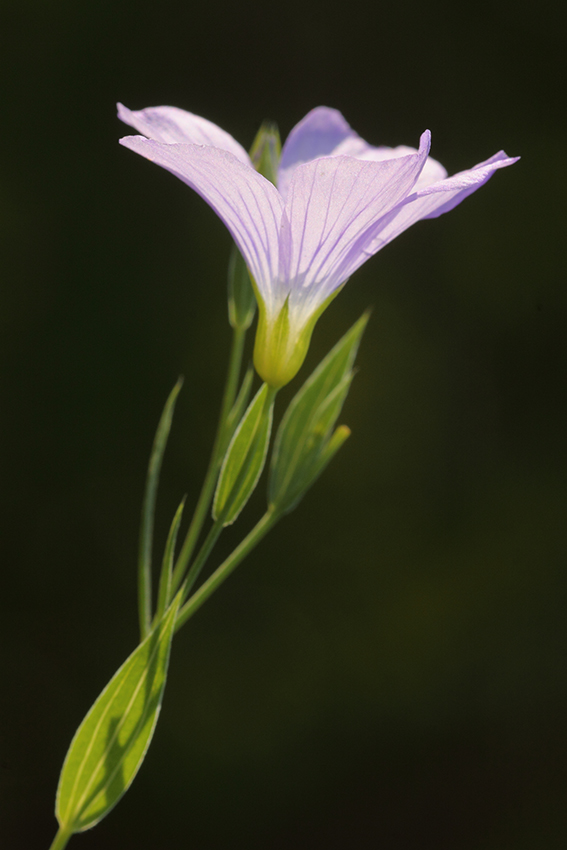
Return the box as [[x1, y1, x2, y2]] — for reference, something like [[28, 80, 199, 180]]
[[418, 151, 520, 217], [354, 144, 448, 188], [117, 103, 250, 165], [119, 136, 284, 297], [278, 107, 447, 200], [278, 107, 367, 199], [281, 130, 431, 322], [363, 150, 520, 255]]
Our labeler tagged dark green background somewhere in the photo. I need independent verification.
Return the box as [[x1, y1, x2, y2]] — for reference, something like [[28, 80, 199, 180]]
[[1, 0, 565, 847]]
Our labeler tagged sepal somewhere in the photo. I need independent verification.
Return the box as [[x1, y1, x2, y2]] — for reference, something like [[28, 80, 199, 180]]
[[253, 285, 345, 388]]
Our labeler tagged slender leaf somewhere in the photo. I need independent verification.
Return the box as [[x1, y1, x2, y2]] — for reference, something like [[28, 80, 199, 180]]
[[155, 497, 186, 621], [55, 595, 180, 833], [138, 378, 183, 639]]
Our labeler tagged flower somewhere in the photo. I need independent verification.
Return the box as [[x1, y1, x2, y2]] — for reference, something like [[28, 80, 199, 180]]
[[118, 103, 518, 387]]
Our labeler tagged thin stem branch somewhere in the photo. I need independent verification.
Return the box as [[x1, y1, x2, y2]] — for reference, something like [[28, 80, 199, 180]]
[[175, 508, 280, 633], [180, 517, 225, 604], [48, 825, 73, 850], [171, 326, 246, 594]]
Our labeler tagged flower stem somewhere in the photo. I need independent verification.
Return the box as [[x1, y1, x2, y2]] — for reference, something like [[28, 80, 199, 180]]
[[175, 508, 280, 633], [48, 825, 73, 850], [171, 326, 246, 593]]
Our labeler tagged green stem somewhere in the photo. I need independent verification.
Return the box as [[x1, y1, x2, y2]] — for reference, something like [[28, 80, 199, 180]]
[[171, 326, 246, 593], [180, 517, 225, 604], [175, 508, 280, 633], [264, 384, 279, 411], [48, 825, 73, 850]]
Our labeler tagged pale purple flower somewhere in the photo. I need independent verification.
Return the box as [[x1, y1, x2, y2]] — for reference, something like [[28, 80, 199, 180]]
[[118, 103, 518, 386]]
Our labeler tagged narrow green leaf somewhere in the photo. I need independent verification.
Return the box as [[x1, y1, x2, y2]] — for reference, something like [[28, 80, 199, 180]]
[[138, 378, 183, 640], [55, 595, 180, 833], [213, 383, 275, 525], [155, 497, 186, 621]]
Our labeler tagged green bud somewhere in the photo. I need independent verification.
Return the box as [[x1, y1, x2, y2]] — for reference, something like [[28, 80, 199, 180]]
[[214, 383, 277, 525], [227, 244, 257, 330], [249, 120, 281, 186]]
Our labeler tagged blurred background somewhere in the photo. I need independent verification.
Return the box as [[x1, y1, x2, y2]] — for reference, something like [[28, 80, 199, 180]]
[[1, 0, 565, 847]]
